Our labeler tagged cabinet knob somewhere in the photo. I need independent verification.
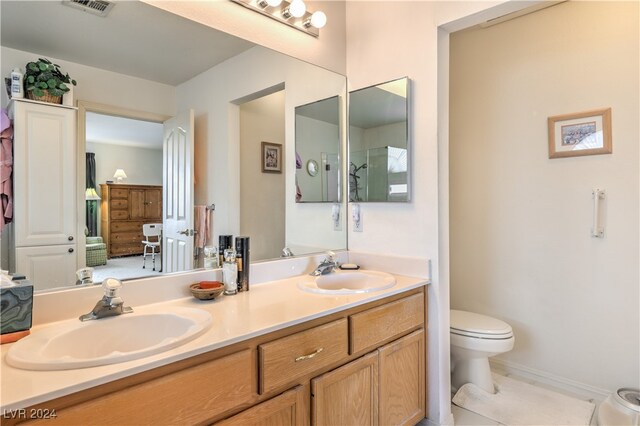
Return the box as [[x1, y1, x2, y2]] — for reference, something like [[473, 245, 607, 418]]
[[68, 248, 74, 253], [68, 236, 74, 241]]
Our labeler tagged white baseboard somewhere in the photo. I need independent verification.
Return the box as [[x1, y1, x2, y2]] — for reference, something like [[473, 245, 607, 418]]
[[490, 358, 611, 402]]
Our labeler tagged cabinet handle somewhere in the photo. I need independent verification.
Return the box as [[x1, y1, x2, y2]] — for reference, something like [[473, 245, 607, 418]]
[[68, 248, 74, 253], [68, 236, 74, 241], [295, 347, 324, 362]]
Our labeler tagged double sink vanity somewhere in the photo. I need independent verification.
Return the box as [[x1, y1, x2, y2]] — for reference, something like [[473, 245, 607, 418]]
[[1, 253, 429, 426]]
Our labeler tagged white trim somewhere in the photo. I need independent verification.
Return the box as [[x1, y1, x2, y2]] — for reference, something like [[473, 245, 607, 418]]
[[490, 358, 611, 402]]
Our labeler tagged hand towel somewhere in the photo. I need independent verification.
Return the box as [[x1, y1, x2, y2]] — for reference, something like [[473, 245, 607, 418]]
[[194, 205, 209, 249]]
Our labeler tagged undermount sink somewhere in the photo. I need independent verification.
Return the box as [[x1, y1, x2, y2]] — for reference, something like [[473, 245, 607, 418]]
[[297, 270, 396, 295], [6, 307, 212, 371]]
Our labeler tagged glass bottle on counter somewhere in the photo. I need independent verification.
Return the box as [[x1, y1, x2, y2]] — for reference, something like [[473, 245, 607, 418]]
[[222, 248, 238, 295], [204, 245, 219, 269]]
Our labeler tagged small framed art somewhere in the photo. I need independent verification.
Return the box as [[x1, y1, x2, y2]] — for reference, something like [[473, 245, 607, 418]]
[[261, 141, 282, 173], [548, 108, 612, 159]]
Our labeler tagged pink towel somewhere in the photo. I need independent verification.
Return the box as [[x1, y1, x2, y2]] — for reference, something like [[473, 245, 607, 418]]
[[0, 109, 13, 233], [194, 205, 210, 249]]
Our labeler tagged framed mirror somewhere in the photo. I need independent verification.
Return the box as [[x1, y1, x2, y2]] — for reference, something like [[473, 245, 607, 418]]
[[294, 95, 341, 203], [348, 77, 410, 202], [0, 1, 347, 293]]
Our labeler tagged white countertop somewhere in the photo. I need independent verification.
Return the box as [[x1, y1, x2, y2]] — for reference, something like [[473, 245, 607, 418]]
[[0, 271, 428, 411]]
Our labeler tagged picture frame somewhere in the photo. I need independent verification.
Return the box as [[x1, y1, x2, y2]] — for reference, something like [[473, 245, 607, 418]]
[[547, 108, 612, 159], [261, 141, 282, 173]]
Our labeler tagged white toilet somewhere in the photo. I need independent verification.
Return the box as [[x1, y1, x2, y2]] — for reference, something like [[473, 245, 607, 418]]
[[450, 309, 515, 394]]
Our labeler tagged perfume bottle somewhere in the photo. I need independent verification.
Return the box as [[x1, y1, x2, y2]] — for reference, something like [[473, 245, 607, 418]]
[[235, 237, 250, 292], [222, 248, 238, 295], [218, 235, 233, 268]]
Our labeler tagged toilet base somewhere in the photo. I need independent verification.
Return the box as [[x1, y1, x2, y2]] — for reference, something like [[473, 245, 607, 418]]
[[452, 356, 495, 394]]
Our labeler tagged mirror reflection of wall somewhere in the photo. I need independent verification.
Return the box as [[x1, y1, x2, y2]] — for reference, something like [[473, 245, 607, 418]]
[[1, 1, 347, 293], [239, 90, 285, 261], [295, 95, 341, 203], [349, 77, 410, 202]]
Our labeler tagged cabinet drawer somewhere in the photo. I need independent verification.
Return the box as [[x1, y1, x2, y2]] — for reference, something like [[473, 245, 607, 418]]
[[110, 210, 129, 220], [259, 319, 348, 395], [110, 188, 129, 199], [349, 293, 424, 354], [109, 243, 143, 256], [110, 221, 142, 233], [110, 199, 128, 210], [110, 232, 143, 244], [33, 350, 253, 425]]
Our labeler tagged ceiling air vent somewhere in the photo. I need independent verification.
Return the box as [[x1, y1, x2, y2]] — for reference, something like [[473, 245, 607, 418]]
[[62, 0, 115, 17]]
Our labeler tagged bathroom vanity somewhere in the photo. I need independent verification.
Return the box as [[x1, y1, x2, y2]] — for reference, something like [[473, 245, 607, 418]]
[[0, 270, 428, 426]]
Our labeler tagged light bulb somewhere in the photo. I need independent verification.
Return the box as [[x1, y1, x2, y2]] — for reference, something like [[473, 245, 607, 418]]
[[310, 10, 326, 28], [288, 0, 306, 18], [266, 0, 282, 6]]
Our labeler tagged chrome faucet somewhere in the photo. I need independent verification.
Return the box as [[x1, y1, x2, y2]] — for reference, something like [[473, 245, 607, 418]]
[[310, 251, 339, 276], [281, 247, 294, 258], [79, 278, 133, 321]]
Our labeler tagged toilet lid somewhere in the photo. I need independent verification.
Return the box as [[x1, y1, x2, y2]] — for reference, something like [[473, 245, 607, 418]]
[[450, 310, 513, 337]]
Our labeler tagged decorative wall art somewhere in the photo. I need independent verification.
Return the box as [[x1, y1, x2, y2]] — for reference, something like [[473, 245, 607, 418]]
[[548, 108, 612, 159], [261, 141, 282, 173]]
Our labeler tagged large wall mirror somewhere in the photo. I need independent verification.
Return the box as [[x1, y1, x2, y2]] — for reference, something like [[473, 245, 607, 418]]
[[349, 77, 410, 202], [0, 1, 347, 293], [295, 96, 341, 203]]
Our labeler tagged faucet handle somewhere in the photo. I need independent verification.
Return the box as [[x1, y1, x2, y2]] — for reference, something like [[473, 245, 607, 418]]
[[325, 251, 336, 262], [102, 277, 122, 298]]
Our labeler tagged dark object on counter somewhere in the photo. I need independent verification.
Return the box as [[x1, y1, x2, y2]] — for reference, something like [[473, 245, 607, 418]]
[[235, 236, 250, 292], [1, 278, 33, 339], [218, 235, 233, 267]]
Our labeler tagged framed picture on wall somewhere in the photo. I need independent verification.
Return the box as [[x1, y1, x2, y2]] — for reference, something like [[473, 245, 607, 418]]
[[261, 141, 282, 173], [548, 108, 612, 159]]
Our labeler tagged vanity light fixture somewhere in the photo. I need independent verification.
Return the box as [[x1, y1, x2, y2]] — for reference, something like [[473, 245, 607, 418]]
[[113, 169, 127, 183], [230, 0, 326, 37]]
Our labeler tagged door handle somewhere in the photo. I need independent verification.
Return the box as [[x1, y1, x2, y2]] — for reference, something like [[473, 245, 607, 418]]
[[178, 229, 197, 236]]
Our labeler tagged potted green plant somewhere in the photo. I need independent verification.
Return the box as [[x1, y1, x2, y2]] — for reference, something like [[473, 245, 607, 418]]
[[24, 58, 76, 104]]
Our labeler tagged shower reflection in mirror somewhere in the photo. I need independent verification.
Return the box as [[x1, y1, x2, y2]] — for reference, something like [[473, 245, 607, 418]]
[[349, 77, 410, 202], [294, 95, 341, 203]]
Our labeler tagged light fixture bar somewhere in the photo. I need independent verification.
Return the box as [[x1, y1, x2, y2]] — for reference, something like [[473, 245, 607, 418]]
[[230, 0, 321, 37]]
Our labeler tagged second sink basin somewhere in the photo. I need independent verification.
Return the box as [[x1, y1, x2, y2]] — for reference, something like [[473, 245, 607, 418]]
[[297, 270, 396, 295], [6, 307, 212, 371]]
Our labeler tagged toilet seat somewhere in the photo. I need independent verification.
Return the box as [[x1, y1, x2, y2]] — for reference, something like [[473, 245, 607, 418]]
[[450, 310, 513, 340]]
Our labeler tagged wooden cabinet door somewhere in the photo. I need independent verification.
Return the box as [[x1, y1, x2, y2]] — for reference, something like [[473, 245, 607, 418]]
[[378, 329, 425, 426], [129, 188, 145, 220], [217, 386, 308, 426], [311, 352, 378, 426], [144, 187, 162, 220]]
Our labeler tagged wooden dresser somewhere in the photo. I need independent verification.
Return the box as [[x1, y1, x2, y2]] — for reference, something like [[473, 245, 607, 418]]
[[100, 184, 162, 258]]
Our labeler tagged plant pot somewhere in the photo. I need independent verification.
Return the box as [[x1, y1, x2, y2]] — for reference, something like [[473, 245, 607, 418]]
[[26, 90, 62, 105]]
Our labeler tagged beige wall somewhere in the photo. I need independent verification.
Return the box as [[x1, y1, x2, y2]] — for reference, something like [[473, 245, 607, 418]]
[[450, 0, 639, 393], [239, 91, 286, 261], [345, 2, 507, 423], [0, 46, 176, 116], [86, 143, 163, 188]]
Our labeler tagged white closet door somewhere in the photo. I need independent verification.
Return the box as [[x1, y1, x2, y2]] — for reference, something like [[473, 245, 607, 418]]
[[13, 101, 77, 247], [162, 109, 194, 273], [16, 245, 77, 291]]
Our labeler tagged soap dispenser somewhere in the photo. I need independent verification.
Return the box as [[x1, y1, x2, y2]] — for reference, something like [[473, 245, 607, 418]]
[[222, 248, 238, 295]]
